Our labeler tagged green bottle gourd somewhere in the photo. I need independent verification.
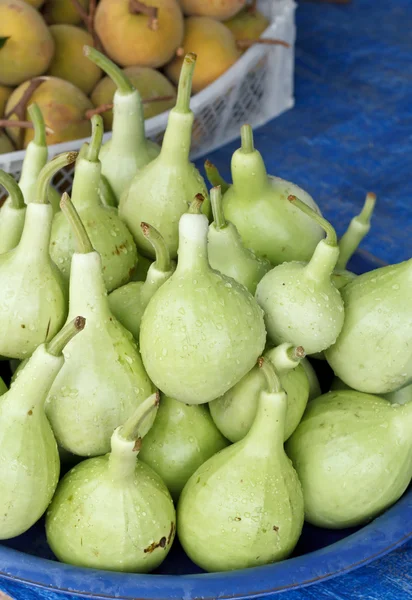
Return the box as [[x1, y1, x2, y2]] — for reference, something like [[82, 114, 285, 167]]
[[0, 152, 75, 359], [210, 343, 309, 443], [108, 222, 176, 340], [119, 53, 210, 260], [332, 192, 376, 290], [177, 358, 304, 572], [207, 186, 271, 294], [46, 392, 176, 573], [46, 194, 153, 457], [139, 394, 229, 501], [286, 390, 412, 528], [325, 258, 412, 394], [0, 316, 85, 540], [132, 252, 153, 282], [256, 196, 344, 355], [204, 159, 230, 193], [0, 170, 26, 254], [0, 376, 7, 396], [222, 125, 324, 264], [330, 376, 412, 405], [300, 358, 322, 400], [139, 203, 266, 404], [50, 114, 138, 292], [83, 46, 160, 203]]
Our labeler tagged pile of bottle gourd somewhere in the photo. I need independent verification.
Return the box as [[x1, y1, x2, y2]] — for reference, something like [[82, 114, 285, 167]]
[[0, 48, 410, 576]]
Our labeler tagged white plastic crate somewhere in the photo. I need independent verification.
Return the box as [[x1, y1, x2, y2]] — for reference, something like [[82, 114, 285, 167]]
[[0, 0, 296, 193]]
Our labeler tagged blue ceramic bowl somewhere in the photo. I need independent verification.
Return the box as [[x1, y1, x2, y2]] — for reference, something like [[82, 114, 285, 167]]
[[0, 251, 410, 600]]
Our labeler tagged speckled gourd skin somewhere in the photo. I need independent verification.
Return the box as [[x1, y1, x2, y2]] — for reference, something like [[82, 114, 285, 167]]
[[286, 390, 412, 529], [325, 260, 412, 394]]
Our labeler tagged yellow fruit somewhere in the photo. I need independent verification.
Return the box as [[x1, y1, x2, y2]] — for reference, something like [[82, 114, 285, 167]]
[[42, 0, 89, 25], [0, 84, 13, 116], [165, 16, 239, 93], [22, 0, 44, 8], [95, 0, 184, 68], [47, 25, 102, 95], [224, 6, 269, 43], [179, 0, 246, 20], [91, 66, 176, 130], [0, 0, 54, 86], [5, 76, 92, 148]]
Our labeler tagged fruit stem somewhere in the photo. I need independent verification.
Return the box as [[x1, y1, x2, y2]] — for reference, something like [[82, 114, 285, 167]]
[[27, 103, 47, 147], [83, 46, 134, 95], [288, 345, 306, 361], [336, 192, 376, 270], [288, 195, 337, 247], [240, 124, 254, 153], [34, 151, 78, 204], [60, 193, 94, 254], [86, 114, 103, 163], [119, 391, 160, 442], [210, 186, 227, 230], [140, 223, 171, 272], [175, 53, 197, 114], [0, 170, 25, 209], [129, 0, 159, 30], [204, 160, 230, 193], [46, 316, 86, 357], [258, 357, 282, 394], [188, 193, 204, 214]]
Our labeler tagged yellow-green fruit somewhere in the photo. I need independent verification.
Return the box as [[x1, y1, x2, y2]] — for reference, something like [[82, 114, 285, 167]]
[[47, 25, 102, 95], [0, 85, 12, 116], [22, 0, 44, 8], [0, 131, 14, 154], [165, 17, 239, 93], [224, 7, 269, 43], [91, 66, 176, 130], [43, 0, 89, 25], [6, 77, 92, 148], [0, 0, 54, 86], [179, 0, 246, 20], [95, 0, 184, 68]]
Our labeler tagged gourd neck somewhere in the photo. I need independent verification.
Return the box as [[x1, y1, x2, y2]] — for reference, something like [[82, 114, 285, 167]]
[[18, 143, 48, 204], [71, 157, 101, 210], [266, 343, 305, 374], [304, 240, 340, 283], [68, 252, 111, 319], [16, 203, 54, 261], [231, 126, 269, 195], [336, 193, 376, 270], [248, 388, 287, 450], [108, 435, 139, 480], [176, 213, 210, 272], [140, 264, 174, 308], [0, 203, 26, 254], [111, 90, 149, 160]]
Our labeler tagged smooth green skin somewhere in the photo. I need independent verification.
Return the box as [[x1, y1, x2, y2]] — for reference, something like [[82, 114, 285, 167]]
[[331, 268, 357, 290], [17, 138, 60, 212], [46, 252, 153, 456], [132, 252, 153, 281], [286, 390, 412, 529], [178, 387, 304, 572], [300, 358, 322, 401], [139, 214, 266, 404], [139, 395, 229, 501], [210, 344, 309, 443], [0, 204, 67, 359], [46, 455, 175, 572], [331, 376, 412, 405], [0, 344, 60, 539], [108, 262, 176, 340], [208, 220, 271, 294], [325, 260, 412, 394], [0, 201, 26, 254], [50, 154, 138, 293], [256, 247, 345, 355], [0, 376, 7, 395]]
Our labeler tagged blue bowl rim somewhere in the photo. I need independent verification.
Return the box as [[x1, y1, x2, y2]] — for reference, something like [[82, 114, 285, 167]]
[[0, 249, 410, 600]]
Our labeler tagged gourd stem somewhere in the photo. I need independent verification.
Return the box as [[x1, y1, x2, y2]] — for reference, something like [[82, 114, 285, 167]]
[[240, 124, 255, 153], [336, 192, 376, 270], [258, 357, 282, 394], [60, 193, 94, 254], [140, 223, 171, 272], [0, 170, 25, 209], [210, 186, 227, 230], [188, 193, 204, 214], [27, 103, 46, 147], [83, 45, 134, 95], [34, 151, 78, 204], [46, 316, 86, 357], [204, 160, 230, 193], [86, 114, 104, 163], [288, 195, 337, 247], [119, 391, 160, 442], [175, 53, 197, 114], [288, 345, 306, 361]]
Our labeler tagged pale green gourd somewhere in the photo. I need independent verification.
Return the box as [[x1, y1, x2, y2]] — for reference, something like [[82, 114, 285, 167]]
[[178, 358, 304, 572], [331, 376, 412, 405], [0, 170, 26, 254], [46, 194, 153, 457], [204, 159, 230, 193], [139, 394, 229, 501], [300, 358, 322, 400], [83, 46, 160, 203], [256, 196, 344, 355], [222, 125, 324, 264], [0, 316, 85, 540], [0, 376, 6, 395], [108, 222, 176, 340], [207, 186, 271, 294], [210, 343, 309, 442], [46, 392, 176, 573], [332, 192, 376, 289], [325, 258, 412, 393], [132, 252, 153, 282], [119, 53, 210, 260], [50, 115, 138, 292], [139, 205, 266, 404], [0, 152, 75, 359], [98, 174, 117, 208], [286, 390, 412, 528]]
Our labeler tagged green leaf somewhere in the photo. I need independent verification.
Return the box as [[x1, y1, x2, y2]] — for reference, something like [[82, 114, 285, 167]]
[[0, 37, 10, 50]]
